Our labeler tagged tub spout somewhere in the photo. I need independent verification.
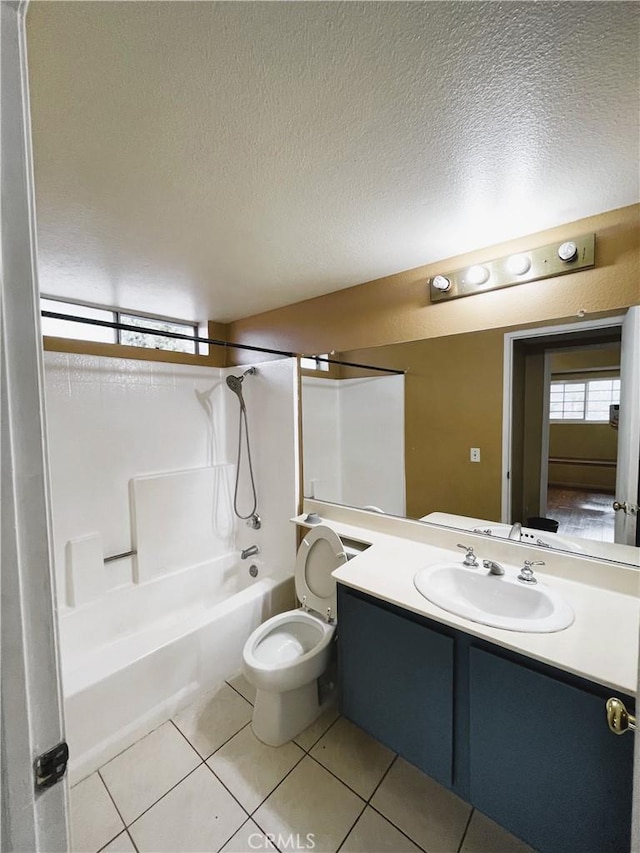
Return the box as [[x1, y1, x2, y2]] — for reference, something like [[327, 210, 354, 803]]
[[241, 545, 260, 560]]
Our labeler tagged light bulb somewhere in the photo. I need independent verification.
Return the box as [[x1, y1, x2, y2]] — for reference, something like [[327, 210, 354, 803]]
[[466, 265, 490, 286], [558, 241, 578, 262], [432, 275, 451, 292], [506, 254, 531, 276]]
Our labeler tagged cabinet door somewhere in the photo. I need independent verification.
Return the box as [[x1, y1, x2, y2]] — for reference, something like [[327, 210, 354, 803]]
[[338, 588, 454, 787], [469, 647, 634, 853]]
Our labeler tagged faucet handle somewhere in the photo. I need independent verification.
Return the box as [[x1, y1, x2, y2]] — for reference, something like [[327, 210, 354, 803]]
[[518, 559, 545, 585], [457, 544, 479, 567]]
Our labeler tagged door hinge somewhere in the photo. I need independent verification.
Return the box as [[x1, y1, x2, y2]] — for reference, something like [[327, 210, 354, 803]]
[[34, 741, 69, 790]]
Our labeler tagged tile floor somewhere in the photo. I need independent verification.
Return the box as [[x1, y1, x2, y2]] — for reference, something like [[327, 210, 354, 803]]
[[70, 674, 535, 853]]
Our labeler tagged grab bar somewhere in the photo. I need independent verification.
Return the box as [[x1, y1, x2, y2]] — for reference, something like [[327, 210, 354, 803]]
[[104, 549, 136, 564]]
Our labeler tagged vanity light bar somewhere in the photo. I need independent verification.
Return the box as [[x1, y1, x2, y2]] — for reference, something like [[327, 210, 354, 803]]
[[428, 233, 595, 303]]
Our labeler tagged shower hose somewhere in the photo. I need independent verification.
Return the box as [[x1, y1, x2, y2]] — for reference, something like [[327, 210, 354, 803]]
[[233, 403, 258, 520]]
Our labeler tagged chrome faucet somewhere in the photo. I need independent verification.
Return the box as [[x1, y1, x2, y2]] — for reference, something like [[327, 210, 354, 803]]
[[482, 559, 505, 576], [457, 544, 479, 567], [518, 559, 545, 585], [241, 545, 260, 560], [508, 521, 522, 541]]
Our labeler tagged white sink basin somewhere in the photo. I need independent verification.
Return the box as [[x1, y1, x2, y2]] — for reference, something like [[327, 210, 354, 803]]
[[414, 562, 574, 633]]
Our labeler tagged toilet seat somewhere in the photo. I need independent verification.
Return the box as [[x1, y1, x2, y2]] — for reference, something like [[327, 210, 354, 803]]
[[243, 609, 335, 690], [295, 525, 347, 622]]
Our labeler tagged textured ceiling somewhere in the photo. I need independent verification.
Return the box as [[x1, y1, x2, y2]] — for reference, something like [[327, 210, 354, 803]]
[[27, 2, 640, 324]]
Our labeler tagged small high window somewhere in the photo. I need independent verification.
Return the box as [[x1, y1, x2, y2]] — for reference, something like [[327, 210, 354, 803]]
[[549, 377, 620, 422], [40, 298, 116, 343], [300, 354, 330, 372], [41, 298, 204, 354]]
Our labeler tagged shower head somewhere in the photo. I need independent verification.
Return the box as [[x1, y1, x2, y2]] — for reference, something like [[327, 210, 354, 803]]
[[225, 367, 256, 405], [226, 374, 244, 395]]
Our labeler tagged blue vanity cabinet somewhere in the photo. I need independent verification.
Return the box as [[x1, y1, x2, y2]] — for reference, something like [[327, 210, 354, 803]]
[[337, 584, 635, 853], [338, 585, 455, 787], [468, 647, 634, 853]]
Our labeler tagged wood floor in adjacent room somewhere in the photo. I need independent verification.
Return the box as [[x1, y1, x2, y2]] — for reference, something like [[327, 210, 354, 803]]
[[546, 487, 616, 543]]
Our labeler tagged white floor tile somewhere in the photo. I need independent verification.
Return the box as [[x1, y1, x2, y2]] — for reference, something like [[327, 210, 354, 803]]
[[173, 682, 253, 758], [99, 830, 136, 853], [129, 764, 247, 853], [70, 773, 124, 853], [310, 717, 394, 799], [219, 819, 277, 852], [253, 756, 364, 853], [208, 723, 304, 812], [100, 721, 200, 825], [293, 703, 339, 751], [341, 807, 422, 853], [460, 810, 536, 853], [371, 758, 471, 853], [227, 672, 256, 705]]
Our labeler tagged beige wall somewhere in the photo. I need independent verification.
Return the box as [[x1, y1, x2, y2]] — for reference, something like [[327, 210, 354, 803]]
[[551, 345, 620, 373], [338, 330, 505, 520], [549, 423, 618, 491], [228, 204, 640, 353]]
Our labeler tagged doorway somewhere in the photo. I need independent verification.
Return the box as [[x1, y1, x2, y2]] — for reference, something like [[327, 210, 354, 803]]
[[541, 339, 621, 543], [502, 313, 639, 548]]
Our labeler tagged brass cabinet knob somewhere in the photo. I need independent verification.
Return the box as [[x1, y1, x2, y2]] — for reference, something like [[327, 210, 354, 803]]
[[606, 697, 637, 735]]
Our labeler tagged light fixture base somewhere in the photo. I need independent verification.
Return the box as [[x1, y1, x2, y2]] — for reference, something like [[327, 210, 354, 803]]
[[429, 233, 595, 303]]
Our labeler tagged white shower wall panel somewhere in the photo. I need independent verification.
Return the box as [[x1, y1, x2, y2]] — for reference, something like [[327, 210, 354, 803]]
[[301, 373, 405, 515], [340, 374, 405, 516], [132, 465, 235, 582], [301, 378, 342, 501], [223, 358, 299, 579], [43, 353, 299, 610], [44, 353, 229, 605]]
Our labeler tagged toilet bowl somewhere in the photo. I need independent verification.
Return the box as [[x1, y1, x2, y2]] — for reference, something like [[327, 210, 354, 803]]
[[242, 524, 347, 746]]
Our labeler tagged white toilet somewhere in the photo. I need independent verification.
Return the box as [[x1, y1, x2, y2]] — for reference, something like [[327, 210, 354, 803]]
[[242, 524, 347, 746]]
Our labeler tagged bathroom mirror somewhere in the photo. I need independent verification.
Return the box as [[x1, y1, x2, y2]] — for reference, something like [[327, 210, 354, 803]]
[[301, 318, 639, 568]]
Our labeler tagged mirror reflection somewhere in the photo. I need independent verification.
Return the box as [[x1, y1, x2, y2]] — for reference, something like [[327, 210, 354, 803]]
[[301, 319, 639, 567], [301, 360, 406, 516]]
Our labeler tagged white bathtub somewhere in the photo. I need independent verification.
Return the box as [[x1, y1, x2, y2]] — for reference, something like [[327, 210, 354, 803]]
[[60, 555, 294, 783]]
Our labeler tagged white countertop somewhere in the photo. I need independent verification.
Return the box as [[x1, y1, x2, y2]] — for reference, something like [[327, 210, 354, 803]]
[[294, 504, 640, 696]]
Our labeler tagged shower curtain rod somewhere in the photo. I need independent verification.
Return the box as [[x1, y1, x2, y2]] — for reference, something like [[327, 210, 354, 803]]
[[41, 310, 405, 376]]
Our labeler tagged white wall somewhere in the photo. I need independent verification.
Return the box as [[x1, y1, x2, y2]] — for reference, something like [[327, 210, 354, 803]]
[[340, 374, 405, 516], [44, 352, 298, 611], [301, 377, 342, 500], [301, 373, 405, 515], [224, 358, 299, 579]]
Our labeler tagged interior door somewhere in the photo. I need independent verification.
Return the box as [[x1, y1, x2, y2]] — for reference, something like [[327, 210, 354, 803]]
[[614, 306, 640, 546], [1, 2, 69, 849]]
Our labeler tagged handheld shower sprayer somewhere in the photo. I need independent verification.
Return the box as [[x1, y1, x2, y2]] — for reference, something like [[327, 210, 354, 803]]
[[225, 367, 260, 528], [225, 366, 256, 410]]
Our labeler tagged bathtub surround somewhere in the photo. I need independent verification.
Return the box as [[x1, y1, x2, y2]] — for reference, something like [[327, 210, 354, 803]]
[[302, 374, 405, 514], [131, 466, 235, 583], [66, 532, 107, 607], [43, 352, 299, 780]]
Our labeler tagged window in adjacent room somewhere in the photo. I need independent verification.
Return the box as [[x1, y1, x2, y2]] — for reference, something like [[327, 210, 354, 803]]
[[549, 377, 621, 422]]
